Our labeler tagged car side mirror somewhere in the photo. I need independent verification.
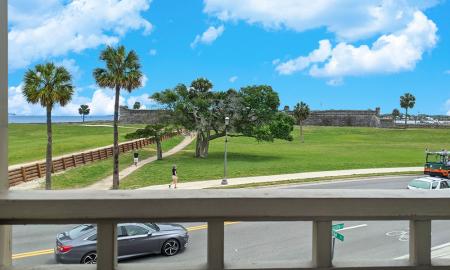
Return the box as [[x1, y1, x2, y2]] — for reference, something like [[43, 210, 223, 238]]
[[147, 232, 152, 237]]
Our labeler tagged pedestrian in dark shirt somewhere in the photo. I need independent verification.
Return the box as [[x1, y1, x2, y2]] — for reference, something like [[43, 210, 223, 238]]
[[169, 164, 178, 188], [133, 152, 139, 166]]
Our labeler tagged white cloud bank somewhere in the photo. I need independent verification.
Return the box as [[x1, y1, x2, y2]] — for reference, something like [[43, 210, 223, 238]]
[[8, 84, 156, 116], [191, 25, 225, 48], [203, 0, 439, 81], [276, 12, 437, 78], [8, 0, 153, 70]]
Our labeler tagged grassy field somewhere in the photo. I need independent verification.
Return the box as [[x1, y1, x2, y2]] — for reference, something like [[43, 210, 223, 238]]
[[8, 123, 144, 165], [52, 135, 184, 189], [120, 126, 450, 189]]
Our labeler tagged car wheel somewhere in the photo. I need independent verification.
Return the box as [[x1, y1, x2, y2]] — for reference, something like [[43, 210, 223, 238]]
[[81, 252, 97, 264], [162, 239, 180, 256]]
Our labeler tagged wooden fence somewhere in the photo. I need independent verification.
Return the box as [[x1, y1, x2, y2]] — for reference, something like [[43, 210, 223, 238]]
[[8, 132, 180, 187]]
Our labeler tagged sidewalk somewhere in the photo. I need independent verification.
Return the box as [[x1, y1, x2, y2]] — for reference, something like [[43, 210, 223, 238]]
[[86, 135, 196, 190], [138, 167, 423, 190]]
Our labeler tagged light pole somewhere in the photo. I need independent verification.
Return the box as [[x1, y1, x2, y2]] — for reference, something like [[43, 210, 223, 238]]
[[221, 116, 230, 185]]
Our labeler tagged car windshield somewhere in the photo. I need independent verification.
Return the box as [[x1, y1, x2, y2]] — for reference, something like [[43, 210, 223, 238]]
[[409, 180, 431, 189], [68, 224, 95, 239]]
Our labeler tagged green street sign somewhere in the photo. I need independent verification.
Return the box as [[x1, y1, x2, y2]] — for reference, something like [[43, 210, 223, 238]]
[[332, 223, 344, 230], [332, 231, 345, 241]]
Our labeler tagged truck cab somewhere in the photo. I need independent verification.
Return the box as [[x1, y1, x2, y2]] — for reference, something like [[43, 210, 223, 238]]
[[424, 150, 450, 178]]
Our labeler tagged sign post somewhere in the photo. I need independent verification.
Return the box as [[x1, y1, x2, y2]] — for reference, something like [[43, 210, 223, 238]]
[[331, 223, 345, 260]]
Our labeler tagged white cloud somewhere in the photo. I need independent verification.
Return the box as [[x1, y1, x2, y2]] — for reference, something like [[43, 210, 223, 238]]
[[276, 40, 332, 75], [8, 83, 156, 116], [190, 25, 225, 48], [229, 76, 238, 83], [276, 11, 437, 79], [149, 49, 157, 56], [204, 1, 439, 81], [8, 0, 153, 70], [203, 0, 438, 41], [141, 74, 149, 88], [126, 94, 157, 110], [55, 58, 81, 80]]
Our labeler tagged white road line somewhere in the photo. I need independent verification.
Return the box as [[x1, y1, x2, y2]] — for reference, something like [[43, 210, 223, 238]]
[[336, 224, 368, 232], [394, 242, 450, 260]]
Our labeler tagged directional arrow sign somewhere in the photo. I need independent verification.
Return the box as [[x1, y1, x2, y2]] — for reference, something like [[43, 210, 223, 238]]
[[332, 231, 345, 241], [332, 223, 344, 230]]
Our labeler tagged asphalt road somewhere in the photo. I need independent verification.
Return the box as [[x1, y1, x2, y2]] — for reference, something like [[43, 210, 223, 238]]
[[13, 175, 450, 267]]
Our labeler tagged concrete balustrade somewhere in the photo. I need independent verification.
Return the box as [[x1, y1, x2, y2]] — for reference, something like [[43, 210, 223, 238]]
[[1, 190, 450, 270]]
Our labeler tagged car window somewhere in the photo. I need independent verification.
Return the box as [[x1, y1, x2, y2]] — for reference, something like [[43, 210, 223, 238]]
[[124, 225, 148, 236], [144, 223, 159, 231], [409, 180, 431, 189], [432, 182, 439, 189], [117, 226, 127, 237], [440, 181, 449, 189], [87, 234, 97, 241], [69, 224, 95, 239]]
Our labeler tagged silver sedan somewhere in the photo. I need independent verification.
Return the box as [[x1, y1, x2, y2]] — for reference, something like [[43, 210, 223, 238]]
[[55, 223, 189, 264]]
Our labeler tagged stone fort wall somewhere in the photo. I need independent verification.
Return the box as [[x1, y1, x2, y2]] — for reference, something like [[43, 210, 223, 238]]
[[119, 106, 169, 124], [300, 108, 382, 127], [120, 105, 390, 128]]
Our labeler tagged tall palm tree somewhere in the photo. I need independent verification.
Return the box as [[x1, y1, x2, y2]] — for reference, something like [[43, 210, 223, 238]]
[[93, 45, 143, 189], [293, 102, 310, 143], [23, 63, 74, 190], [78, 104, 90, 123], [400, 93, 416, 127]]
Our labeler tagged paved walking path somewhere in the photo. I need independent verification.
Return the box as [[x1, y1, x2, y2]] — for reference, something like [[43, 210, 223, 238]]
[[138, 167, 423, 190], [85, 134, 196, 190]]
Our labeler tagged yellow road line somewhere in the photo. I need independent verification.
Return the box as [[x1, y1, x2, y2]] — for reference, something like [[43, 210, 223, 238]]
[[12, 222, 241, 260], [12, 249, 54, 259]]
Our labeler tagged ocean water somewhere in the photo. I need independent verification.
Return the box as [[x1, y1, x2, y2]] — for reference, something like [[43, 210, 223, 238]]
[[9, 115, 113, 123]]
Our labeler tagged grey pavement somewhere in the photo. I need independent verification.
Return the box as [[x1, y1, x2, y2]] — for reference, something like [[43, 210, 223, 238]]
[[12, 175, 450, 267], [138, 167, 422, 190]]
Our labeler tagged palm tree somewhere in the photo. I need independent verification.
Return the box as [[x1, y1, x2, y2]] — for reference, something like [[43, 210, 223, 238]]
[[93, 45, 143, 189], [78, 104, 90, 123], [293, 102, 310, 143], [400, 93, 416, 127], [23, 63, 74, 190]]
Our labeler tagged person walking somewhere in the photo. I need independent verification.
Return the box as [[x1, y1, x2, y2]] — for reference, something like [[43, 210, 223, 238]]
[[133, 151, 139, 166], [169, 164, 178, 188]]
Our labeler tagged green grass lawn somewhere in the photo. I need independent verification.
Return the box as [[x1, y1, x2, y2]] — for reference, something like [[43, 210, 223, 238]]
[[120, 126, 450, 189], [8, 123, 145, 165], [51, 135, 184, 189]]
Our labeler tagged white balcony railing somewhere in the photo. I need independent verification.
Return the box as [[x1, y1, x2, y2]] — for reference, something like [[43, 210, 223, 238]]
[[1, 189, 450, 270]]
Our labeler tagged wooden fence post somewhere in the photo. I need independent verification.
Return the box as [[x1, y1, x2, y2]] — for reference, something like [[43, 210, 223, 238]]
[[36, 163, 42, 178], [20, 167, 26, 183], [72, 155, 76, 167]]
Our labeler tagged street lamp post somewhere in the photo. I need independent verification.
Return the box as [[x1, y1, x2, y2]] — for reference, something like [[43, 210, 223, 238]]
[[221, 116, 230, 185]]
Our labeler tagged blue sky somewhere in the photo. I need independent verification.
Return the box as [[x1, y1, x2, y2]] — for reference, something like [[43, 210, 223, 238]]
[[7, 0, 450, 116]]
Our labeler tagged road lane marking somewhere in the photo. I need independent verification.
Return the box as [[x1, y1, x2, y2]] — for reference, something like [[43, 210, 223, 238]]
[[12, 222, 241, 260], [336, 224, 368, 232], [12, 249, 54, 259], [395, 242, 450, 260]]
